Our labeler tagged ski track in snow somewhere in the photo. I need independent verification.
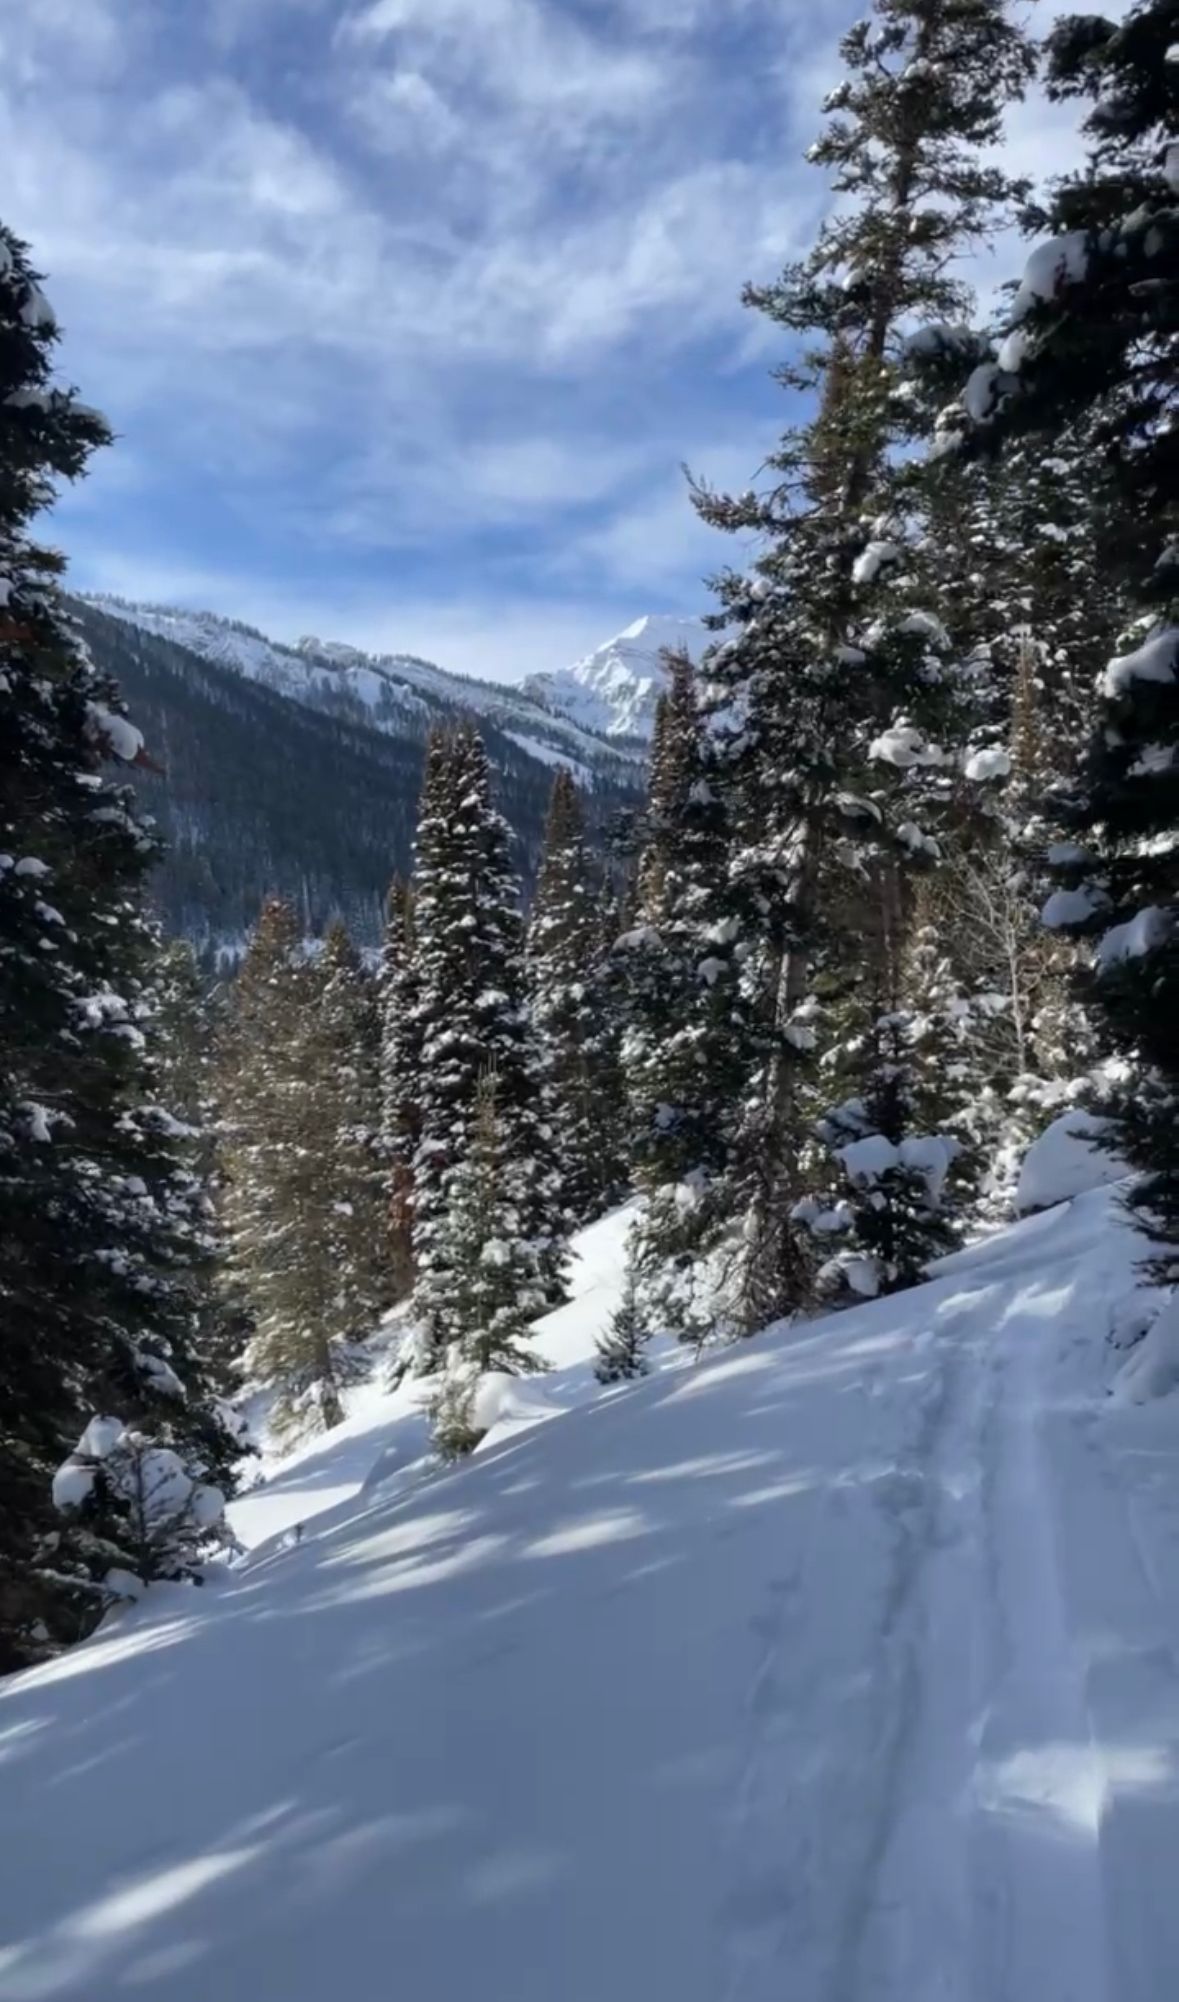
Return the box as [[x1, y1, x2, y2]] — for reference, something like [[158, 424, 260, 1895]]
[[3, 1189, 1179, 2002]]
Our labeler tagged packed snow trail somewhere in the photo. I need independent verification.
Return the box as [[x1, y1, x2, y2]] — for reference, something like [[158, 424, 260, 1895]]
[[3, 1190, 1179, 2002]]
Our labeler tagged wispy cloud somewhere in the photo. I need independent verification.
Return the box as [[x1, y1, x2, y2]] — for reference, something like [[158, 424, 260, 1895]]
[[0, 0, 1102, 681]]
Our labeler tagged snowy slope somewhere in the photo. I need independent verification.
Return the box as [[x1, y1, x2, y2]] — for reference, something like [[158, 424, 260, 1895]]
[[87, 598, 646, 777], [4, 1191, 1179, 2002], [524, 613, 708, 740], [228, 1202, 640, 1553]]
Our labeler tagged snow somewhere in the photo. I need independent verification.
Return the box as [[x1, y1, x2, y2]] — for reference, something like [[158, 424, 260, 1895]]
[[869, 721, 941, 769], [1165, 144, 1179, 194], [1112, 1295, 1179, 1404], [963, 361, 1009, 423], [524, 615, 709, 742], [964, 745, 1012, 782], [852, 539, 901, 586], [50, 1461, 96, 1512], [85, 702, 143, 764], [1009, 231, 1091, 324], [87, 599, 638, 777], [10, 1195, 1179, 2002], [903, 322, 973, 361], [898, 1133, 960, 1203], [1042, 883, 1107, 929], [996, 326, 1031, 373], [77, 1414, 126, 1461], [1015, 1109, 1124, 1213], [1100, 627, 1179, 698], [229, 1202, 642, 1550], [838, 1132, 902, 1182], [1095, 905, 1171, 972], [896, 609, 949, 646], [21, 1101, 55, 1143], [501, 734, 591, 786]]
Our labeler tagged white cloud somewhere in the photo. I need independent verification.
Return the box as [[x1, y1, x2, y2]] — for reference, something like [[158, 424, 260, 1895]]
[[0, 0, 1109, 687], [69, 535, 635, 684], [343, 0, 665, 120]]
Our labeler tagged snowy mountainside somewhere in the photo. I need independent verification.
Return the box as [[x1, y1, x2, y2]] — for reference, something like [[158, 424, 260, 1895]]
[[524, 612, 708, 741], [5, 1188, 1179, 2001], [87, 596, 645, 778], [73, 601, 643, 950]]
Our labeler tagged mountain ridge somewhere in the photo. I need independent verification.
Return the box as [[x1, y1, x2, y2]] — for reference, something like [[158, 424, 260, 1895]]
[[84, 596, 699, 765], [74, 599, 645, 956]]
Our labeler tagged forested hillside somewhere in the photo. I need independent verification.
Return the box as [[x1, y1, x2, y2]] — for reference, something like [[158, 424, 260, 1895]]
[[74, 601, 642, 952]]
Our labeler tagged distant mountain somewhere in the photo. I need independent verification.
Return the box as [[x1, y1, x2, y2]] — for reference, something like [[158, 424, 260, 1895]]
[[75, 600, 644, 959], [88, 598, 642, 782], [524, 614, 708, 741]]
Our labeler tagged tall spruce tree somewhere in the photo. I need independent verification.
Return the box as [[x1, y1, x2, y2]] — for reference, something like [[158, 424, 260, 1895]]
[[310, 921, 390, 1350], [378, 875, 420, 1303], [225, 911, 388, 1440], [427, 1067, 550, 1457], [0, 224, 240, 1666], [620, 652, 751, 1325], [527, 768, 625, 1225], [681, 0, 1034, 1327], [942, 0, 1179, 1268], [409, 727, 567, 1369], [220, 900, 344, 1438]]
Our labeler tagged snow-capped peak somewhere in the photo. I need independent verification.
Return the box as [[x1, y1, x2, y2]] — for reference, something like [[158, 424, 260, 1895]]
[[525, 613, 708, 741]]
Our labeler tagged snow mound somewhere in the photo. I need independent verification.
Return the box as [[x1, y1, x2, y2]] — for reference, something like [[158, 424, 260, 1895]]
[[1112, 1296, 1179, 1404], [1015, 1109, 1125, 1214], [1101, 627, 1179, 699]]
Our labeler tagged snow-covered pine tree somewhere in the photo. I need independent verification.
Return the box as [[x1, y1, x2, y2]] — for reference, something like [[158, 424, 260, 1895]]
[[804, 923, 972, 1299], [942, 0, 1179, 1269], [0, 223, 241, 1666], [527, 768, 625, 1224], [619, 651, 751, 1323], [50, 1413, 237, 1603], [220, 900, 348, 1439], [685, 0, 1035, 1326], [153, 937, 249, 1388], [427, 1067, 550, 1457], [379, 874, 420, 1302], [410, 727, 567, 1368], [308, 920, 390, 1352], [594, 1248, 651, 1384]]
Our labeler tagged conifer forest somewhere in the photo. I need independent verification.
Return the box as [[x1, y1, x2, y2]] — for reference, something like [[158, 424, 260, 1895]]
[[0, 6, 1177, 1999]]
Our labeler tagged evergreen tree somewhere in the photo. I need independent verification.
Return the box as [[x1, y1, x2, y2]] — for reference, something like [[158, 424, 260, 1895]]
[[0, 223, 240, 1666], [682, 0, 1034, 1328], [220, 901, 329, 1434], [154, 938, 250, 1386], [620, 652, 752, 1325], [410, 727, 567, 1368], [227, 912, 388, 1440], [802, 927, 972, 1297], [944, 0, 1179, 1269], [311, 921, 390, 1350], [594, 1250, 651, 1384], [379, 875, 420, 1302], [527, 768, 625, 1224]]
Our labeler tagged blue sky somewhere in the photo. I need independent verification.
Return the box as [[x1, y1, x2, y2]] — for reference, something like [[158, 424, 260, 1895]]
[[2, 0, 1088, 683]]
